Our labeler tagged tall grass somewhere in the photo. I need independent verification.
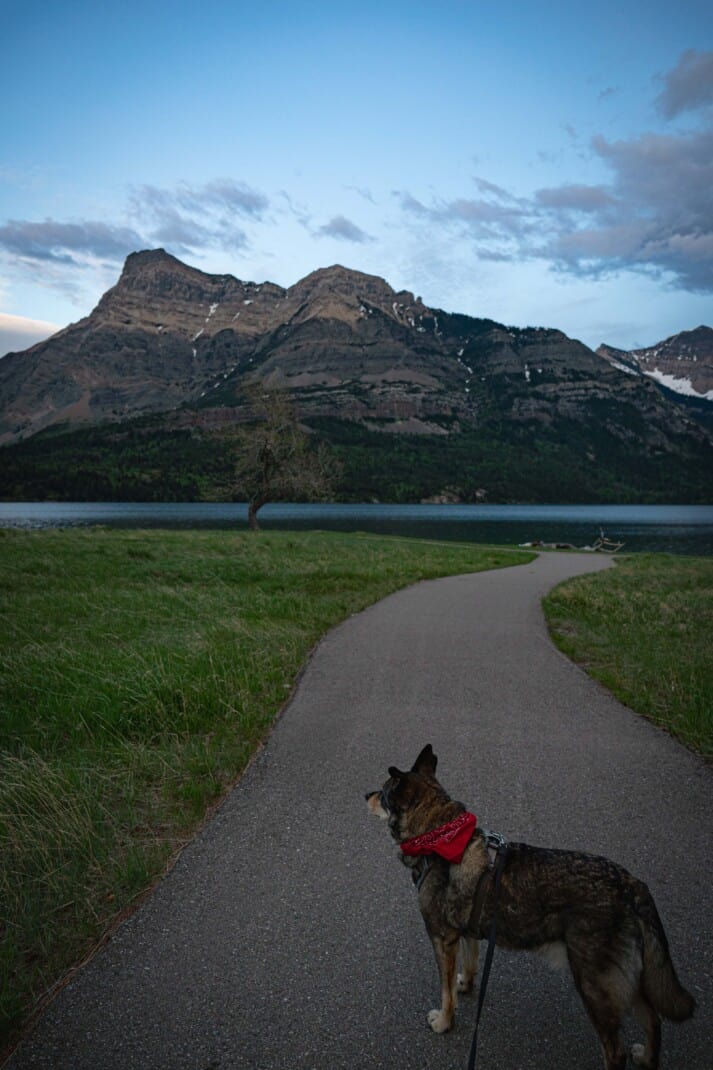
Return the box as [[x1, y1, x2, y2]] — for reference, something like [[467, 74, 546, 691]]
[[543, 553, 712, 757], [0, 527, 529, 1047]]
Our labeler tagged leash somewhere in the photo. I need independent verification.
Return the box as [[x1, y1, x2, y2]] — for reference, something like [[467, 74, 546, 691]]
[[404, 821, 505, 1065], [465, 831, 508, 1070]]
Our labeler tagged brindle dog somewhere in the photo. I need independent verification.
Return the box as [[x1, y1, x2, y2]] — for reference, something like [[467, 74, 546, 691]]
[[366, 745, 694, 1070]]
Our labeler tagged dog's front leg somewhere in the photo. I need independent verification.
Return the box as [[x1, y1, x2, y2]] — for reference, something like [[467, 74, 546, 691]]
[[457, 935, 480, 993], [427, 929, 459, 1033]]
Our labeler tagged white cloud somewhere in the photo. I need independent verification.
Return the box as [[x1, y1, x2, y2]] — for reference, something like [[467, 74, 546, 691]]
[[128, 179, 269, 254], [0, 312, 60, 358]]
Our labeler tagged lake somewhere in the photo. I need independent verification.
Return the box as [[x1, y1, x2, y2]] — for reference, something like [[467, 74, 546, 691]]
[[1, 501, 712, 554]]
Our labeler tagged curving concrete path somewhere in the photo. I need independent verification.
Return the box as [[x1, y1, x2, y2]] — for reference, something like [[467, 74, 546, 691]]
[[7, 552, 712, 1069]]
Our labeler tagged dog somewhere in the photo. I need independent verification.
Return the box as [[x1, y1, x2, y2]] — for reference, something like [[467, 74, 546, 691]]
[[366, 745, 694, 1070]]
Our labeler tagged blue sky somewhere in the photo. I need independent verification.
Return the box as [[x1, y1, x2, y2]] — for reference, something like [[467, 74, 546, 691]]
[[1, 0, 712, 356]]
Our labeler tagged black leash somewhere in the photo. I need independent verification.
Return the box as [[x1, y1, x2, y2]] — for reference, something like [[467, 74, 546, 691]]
[[465, 834, 508, 1070]]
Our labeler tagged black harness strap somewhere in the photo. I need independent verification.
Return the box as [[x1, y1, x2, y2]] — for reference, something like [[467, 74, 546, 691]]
[[387, 795, 508, 1069], [465, 834, 508, 1070]]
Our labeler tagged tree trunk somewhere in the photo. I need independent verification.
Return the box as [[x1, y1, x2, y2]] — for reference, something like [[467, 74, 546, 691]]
[[247, 498, 264, 531]]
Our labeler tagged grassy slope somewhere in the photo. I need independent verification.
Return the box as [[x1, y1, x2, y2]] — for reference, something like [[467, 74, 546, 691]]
[[0, 528, 530, 1047], [543, 554, 713, 758]]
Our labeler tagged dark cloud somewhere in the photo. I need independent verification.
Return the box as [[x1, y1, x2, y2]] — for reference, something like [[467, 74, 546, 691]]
[[535, 124, 713, 291], [0, 219, 143, 264], [535, 184, 617, 213], [655, 49, 713, 119], [396, 53, 713, 293], [316, 215, 372, 243], [553, 128, 713, 290]]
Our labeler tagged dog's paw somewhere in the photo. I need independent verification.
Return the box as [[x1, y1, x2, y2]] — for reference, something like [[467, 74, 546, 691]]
[[457, 972, 474, 993], [631, 1044, 652, 1068], [427, 1009, 452, 1033]]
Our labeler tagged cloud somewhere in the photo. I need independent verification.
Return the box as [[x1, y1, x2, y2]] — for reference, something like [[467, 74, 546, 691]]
[[397, 182, 532, 256], [472, 176, 523, 202], [0, 219, 143, 265], [546, 128, 713, 290], [393, 190, 430, 215], [128, 179, 268, 253], [0, 177, 271, 300], [535, 184, 617, 213], [655, 49, 713, 119], [0, 312, 60, 358], [315, 215, 372, 242], [278, 190, 312, 228], [180, 178, 269, 219], [344, 185, 377, 204], [396, 52, 713, 293]]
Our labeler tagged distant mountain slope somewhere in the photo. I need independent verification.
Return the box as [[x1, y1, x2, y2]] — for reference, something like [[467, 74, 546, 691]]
[[597, 326, 713, 402], [0, 250, 711, 503]]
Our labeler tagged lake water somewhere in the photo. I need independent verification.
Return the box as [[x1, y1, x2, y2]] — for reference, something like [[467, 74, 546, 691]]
[[1, 501, 712, 554]]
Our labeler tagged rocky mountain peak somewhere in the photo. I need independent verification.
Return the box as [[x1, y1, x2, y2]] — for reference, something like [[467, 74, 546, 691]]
[[597, 325, 713, 400], [287, 262, 424, 328], [108, 248, 232, 300], [121, 247, 182, 273]]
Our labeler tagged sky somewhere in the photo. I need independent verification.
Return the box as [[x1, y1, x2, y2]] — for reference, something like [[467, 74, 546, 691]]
[[1, 0, 712, 357]]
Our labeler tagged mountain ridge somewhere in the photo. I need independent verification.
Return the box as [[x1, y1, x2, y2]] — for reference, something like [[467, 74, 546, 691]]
[[0, 250, 711, 504], [597, 326, 713, 401]]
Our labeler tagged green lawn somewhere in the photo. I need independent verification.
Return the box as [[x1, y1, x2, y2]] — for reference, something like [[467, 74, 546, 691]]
[[0, 528, 531, 1048], [543, 553, 713, 758]]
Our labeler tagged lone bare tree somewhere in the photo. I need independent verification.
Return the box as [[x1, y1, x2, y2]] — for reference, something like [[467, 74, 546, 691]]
[[230, 386, 339, 530]]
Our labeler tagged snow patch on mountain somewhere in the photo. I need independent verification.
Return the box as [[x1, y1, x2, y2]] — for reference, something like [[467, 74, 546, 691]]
[[643, 368, 713, 401]]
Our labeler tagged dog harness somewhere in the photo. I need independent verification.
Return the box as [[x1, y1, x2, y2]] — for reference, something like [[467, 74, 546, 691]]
[[400, 810, 477, 864], [401, 819, 509, 1070]]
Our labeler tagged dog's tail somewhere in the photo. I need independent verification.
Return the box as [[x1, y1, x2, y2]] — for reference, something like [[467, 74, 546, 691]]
[[633, 880, 695, 1022]]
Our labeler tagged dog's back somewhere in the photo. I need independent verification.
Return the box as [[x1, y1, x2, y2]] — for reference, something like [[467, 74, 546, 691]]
[[459, 841, 695, 1068]]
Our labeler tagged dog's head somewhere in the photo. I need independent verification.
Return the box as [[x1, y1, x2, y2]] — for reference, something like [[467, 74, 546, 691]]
[[365, 744, 445, 842]]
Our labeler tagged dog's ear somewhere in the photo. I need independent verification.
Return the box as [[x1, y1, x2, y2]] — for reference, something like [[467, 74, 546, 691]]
[[412, 744, 437, 775], [388, 766, 406, 780]]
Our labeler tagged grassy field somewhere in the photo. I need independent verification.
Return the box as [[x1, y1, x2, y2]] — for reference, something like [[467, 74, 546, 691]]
[[0, 527, 531, 1048], [543, 553, 713, 758]]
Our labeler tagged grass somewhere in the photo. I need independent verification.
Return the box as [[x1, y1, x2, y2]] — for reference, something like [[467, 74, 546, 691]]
[[0, 527, 531, 1048], [543, 553, 713, 759]]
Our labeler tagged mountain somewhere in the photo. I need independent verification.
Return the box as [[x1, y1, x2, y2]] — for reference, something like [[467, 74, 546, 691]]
[[597, 327, 713, 402], [1, 250, 712, 503]]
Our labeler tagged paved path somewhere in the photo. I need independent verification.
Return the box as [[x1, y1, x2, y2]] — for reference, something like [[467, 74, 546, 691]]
[[8, 553, 712, 1070]]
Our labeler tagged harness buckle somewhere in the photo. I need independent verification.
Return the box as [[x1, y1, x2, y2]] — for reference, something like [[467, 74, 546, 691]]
[[481, 829, 508, 870], [484, 830, 507, 852]]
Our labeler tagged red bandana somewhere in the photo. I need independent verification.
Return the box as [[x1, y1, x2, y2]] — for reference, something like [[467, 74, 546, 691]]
[[400, 811, 477, 864]]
